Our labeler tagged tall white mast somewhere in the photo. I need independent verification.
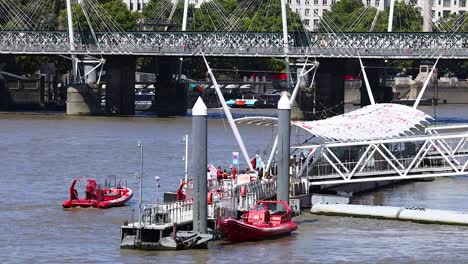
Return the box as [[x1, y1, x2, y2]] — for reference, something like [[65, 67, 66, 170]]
[[182, 0, 189, 31], [202, 56, 254, 172], [359, 55, 376, 105], [387, 0, 395, 32], [413, 57, 440, 109], [66, 0, 78, 82], [280, 0, 291, 88]]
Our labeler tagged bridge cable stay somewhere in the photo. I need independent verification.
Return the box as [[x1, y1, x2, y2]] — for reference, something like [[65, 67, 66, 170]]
[[23, 0, 58, 30], [0, 0, 35, 30], [341, 5, 367, 30], [319, 11, 355, 57], [79, 1, 106, 84], [348, 5, 373, 32], [369, 10, 380, 32], [142, 1, 173, 30], [0, 0, 31, 30], [80, 0, 134, 53], [164, 0, 179, 31]]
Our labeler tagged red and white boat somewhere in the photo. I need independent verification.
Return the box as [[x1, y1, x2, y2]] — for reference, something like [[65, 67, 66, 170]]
[[219, 200, 297, 242], [63, 177, 133, 209]]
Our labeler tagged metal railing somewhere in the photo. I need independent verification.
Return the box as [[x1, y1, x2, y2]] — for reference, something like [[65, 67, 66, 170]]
[[1, 31, 468, 58], [139, 179, 277, 226], [293, 126, 468, 185]]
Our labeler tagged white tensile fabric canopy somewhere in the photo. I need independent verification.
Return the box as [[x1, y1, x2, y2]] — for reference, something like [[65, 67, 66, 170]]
[[293, 103, 432, 141]]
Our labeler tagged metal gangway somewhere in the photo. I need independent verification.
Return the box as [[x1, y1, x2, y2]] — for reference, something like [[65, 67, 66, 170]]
[[292, 125, 468, 186]]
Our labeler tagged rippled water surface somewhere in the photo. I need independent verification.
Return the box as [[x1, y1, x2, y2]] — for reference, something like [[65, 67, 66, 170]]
[[1, 105, 468, 263]]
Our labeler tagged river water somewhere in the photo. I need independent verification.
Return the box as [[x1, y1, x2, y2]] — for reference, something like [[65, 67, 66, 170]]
[[1, 105, 468, 263]]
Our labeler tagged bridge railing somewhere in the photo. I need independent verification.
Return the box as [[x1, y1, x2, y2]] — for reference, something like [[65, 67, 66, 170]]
[[2, 31, 468, 58]]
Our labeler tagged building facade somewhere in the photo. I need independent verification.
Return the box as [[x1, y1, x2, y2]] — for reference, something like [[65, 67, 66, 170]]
[[122, 0, 150, 11], [287, 0, 386, 30]]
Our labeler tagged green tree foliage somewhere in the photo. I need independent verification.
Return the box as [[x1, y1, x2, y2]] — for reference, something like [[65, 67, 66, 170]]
[[319, 0, 422, 32], [373, 1, 422, 32], [142, 0, 305, 32], [318, 0, 378, 32], [59, 0, 138, 32]]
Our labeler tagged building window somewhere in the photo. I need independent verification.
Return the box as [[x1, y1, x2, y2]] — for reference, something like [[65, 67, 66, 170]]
[[130, 3, 134, 10], [304, 19, 310, 26], [305, 0, 310, 5], [314, 9, 319, 16], [314, 0, 318, 4], [375, 0, 380, 6], [332, 0, 336, 5], [323, 0, 327, 5], [137, 2, 141, 10], [461, 0, 466, 7], [443, 0, 451, 7], [443, 10, 450, 17], [305, 9, 310, 16], [366, 0, 371, 6]]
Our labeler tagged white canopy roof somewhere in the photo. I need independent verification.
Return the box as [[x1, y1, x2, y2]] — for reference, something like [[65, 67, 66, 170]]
[[235, 103, 432, 142], [293, 103, 432, 141]]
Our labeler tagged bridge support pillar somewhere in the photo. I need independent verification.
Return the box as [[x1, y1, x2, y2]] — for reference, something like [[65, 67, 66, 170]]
[[360, 60, 393, 106], [66, 84, 101, 115], [153, 57, 187, 116], [314, 59, 345, 118], [105, 56, 136, 115], [0, 72, 10, 110]]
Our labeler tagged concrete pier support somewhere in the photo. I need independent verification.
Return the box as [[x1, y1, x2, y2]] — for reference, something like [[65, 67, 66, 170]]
[[277, 93, 291, 204], [105, 56, 136, 115], [66, 84, 101, 115], [153, 57, 187, 116], [314, 59, 345, 118], [192, 97, 208, 234]]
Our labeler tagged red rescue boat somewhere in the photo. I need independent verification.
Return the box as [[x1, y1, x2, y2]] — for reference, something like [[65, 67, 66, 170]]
[[63, 177, 133, 209], [219, 200, 297, 242]]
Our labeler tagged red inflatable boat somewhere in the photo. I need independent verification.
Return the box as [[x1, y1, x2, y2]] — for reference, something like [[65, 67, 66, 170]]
[[63, 177, 133, 209], [219, 200, 297, 242]]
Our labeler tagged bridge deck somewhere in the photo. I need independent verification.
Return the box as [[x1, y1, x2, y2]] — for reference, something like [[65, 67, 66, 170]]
[[1, 31, 467, 58]]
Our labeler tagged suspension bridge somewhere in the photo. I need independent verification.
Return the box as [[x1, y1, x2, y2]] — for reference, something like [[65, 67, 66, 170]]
[[1, 0, 468, 59]]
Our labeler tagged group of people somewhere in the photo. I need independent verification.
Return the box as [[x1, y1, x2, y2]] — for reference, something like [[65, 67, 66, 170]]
[[216, 165, 237, 184]]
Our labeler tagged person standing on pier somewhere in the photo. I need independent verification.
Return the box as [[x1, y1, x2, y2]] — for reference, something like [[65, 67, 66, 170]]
[[217, 166, 223, 185], [231, 165, 237, 180]]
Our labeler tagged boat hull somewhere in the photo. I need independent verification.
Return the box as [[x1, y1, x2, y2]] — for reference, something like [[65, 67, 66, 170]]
[[219, 218, 297, 242]]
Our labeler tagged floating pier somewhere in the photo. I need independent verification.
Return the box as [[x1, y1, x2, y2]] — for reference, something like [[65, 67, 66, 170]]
[[311, 203, 468, 226]]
